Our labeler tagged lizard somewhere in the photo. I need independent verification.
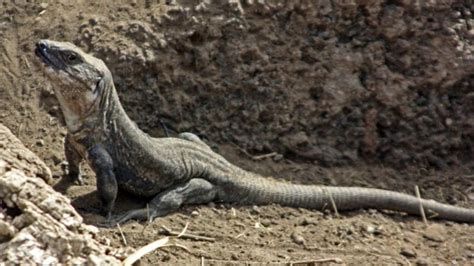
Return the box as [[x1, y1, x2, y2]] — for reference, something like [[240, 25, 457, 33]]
[[34, 39, 474, 224]]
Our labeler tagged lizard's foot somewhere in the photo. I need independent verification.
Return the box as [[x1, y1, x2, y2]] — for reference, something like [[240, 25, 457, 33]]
[[68, 172, 85, 185], [100, 178, 217, 226], [97, 209, 148, 228]]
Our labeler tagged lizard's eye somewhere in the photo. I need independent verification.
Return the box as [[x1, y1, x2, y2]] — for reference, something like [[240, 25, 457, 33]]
[[67, 53, 77, 62], [64, 52, 79, 63]]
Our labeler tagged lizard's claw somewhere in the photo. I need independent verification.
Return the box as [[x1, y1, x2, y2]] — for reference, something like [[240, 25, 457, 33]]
[[73, 174, 85, 185], [97, 209, 149, 228], [96, 214, 123, 228], [67, 171, 84, 185]]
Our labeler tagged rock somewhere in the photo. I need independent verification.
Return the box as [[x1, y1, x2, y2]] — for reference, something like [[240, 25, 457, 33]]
[[260, 219, 271, 227], [251, 205, 260, 214], [191, 210, 200, 217], [423, 224, 447, 242], [0, 124, 52, 184], [0, 219, 16, 241], [227, 207, 237, 219], [415, 258, 430, 266], [467, 193, 474, 201], [280, 131, 310, 150], [39, 2, 48, 10], [0, 123, 131, 263], [290, 232, 305, 245], [36, 139, 45, 146], [365, 225, 376, 234], [272, 153, 284, 162], [400, 244, 417, 258]]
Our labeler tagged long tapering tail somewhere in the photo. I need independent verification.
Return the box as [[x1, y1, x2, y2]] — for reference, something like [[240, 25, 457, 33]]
[[218, 173, 474, 223]]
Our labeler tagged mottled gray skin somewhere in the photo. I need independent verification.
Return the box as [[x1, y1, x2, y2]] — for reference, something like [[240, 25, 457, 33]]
[[35, 40, 474, 224]]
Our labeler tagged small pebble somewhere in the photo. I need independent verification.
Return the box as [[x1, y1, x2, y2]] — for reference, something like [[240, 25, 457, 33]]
[[423, 224, 446, 242], [299, 218, 310, 226], [36, 139, 45, 146], [226, 207, 237, 219], [467, 193, 474, 201], [291, 232, 305, 245], [445, 118, 453, 126], [277, 253, 290, 259], [251, 205, 260, 214], [260, 219, 271, 227], [400, 245, 417, 258], [416, 258, 430, 266], [273, 153, 284, 162], [39, 2, 48, 9], [191, 210, 200, 217], [365, 225, 376, 234], [89, 18, 98, 26]]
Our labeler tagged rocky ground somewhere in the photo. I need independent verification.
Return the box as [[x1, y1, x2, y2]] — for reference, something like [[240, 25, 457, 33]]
[[0, 124, 129, 264], [0, 0, 473, 264]]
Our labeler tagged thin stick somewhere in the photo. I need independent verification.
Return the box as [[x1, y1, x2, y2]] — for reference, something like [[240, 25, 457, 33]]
[[234, 231, 246, 239], [142, 204, 152, 233], [288, 257, 343, 264], [23, 55, 31, 70], [160, 225, 216, 242], [178, 221, 190, 238], [163, 243, 190, 252], [324, 188, 339, 218], [252, 152, 277, 161], [201, 256, 205, 266], [204, 257, 343, 265], [230, 142, 254, 158], [415, 185, 428, 225], [123, 237, 169, 266], [116, 223, 127, 246]]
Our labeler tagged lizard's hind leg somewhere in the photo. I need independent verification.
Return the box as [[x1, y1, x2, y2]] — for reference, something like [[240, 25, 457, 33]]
[[178, 132, 211, 149], [107, 178, 217, 225]]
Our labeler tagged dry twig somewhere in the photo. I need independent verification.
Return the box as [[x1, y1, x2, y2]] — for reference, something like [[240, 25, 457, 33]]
[[123, 237, 169, 266], [160, 225, 216, 242], [324, 188, 339, 218], [116, 223, 127, 246], [415, 185, 428, 225], [178, 221, 190, 238], [252, 152, 277, 161], [163, 243, 190, 253], [288, 257, 343, 265]]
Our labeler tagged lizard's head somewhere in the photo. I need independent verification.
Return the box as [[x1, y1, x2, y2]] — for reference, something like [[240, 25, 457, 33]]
[[35, 39, 112, 130]]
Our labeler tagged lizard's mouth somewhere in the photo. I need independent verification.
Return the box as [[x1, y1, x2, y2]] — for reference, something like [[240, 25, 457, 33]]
[[35, 41, 65, 70]]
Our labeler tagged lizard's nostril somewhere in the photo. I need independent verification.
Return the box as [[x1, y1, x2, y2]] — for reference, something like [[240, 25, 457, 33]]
[[37, 41, 47, 50]]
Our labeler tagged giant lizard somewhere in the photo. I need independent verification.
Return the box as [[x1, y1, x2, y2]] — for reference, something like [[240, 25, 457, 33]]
[[35, 40, 474, 224]]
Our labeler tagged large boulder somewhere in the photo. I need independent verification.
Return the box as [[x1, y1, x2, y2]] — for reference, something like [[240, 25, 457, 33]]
[[0, 124, 128, 264]]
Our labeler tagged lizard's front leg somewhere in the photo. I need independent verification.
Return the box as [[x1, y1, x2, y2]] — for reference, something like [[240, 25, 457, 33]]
[[65, 134, 84, 184], [87, 144, 118, 221]]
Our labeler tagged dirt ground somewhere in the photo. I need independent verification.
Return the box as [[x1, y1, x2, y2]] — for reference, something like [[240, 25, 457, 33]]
[[1, 0, 473, 264]]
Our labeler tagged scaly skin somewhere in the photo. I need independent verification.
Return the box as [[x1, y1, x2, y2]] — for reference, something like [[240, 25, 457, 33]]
[[35, 40, 474, 224]]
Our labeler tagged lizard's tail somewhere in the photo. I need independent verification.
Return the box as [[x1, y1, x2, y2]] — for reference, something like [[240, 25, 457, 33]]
[[220, 173, 474, 223]]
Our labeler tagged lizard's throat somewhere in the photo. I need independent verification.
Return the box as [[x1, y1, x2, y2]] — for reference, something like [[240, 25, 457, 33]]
[[54, 87, 101, 133]]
